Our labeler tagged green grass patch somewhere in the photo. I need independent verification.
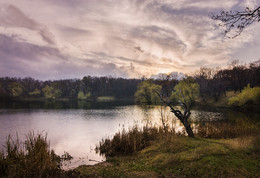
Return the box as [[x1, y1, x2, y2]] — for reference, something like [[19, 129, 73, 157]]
[[77, 133, 260, 177], [96, 96, 115, 101]]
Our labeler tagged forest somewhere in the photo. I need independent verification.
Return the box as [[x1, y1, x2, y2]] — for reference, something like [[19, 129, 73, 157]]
[[0, 76, 141, 100], [1, 60, 259, 104]]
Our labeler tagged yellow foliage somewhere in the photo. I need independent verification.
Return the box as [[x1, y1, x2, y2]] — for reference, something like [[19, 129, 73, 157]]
[[228, 85, 260, 107]]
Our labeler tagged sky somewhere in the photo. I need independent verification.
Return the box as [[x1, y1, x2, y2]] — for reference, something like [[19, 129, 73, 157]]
[[0, 0, 259, 80]]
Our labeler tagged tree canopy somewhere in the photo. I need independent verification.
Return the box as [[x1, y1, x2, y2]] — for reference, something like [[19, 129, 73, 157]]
[[7, 82, 23, 97], [134, 80, 162, 105], [42, 85, 62, 99], [171, 77, 199, 109]]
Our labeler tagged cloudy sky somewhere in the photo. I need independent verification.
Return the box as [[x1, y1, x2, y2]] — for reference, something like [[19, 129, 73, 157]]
[[0, 0, 259, 80]]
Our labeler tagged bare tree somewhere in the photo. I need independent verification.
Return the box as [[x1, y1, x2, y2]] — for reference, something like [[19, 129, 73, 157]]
[[211, 5, 260, 38]]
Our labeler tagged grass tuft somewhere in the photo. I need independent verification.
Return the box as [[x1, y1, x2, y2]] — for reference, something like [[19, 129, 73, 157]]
[[0, 132, 77, 177], [96, 125, 166, 157]]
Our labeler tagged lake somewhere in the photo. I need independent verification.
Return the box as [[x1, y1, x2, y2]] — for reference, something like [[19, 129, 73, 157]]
[[0, 100, 259, 169]]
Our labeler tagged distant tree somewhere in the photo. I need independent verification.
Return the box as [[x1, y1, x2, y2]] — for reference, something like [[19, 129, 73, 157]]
[[155, 77, 199, 137], [21, 77, 42, 96], [77, 90, 91, 100], [135, 80, 161, 105], [249, 59, 260, 87], [29, 89, 41, 97], [227, 60, 248, 93], [154, 75, 178, 97], [0, 81, 3, 97], [7, 82, 23, 97], [194, 67, 215, 101], [211, 68, 230, 100], [42, 85, 61, 99], [211, 5, 260, 38]]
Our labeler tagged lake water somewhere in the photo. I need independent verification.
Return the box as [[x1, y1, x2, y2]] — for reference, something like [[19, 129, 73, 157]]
[[0, 100, 258, 169]]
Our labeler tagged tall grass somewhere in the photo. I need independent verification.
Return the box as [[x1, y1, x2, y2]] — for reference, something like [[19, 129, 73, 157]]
[[195, 120, 259, 139], [96, 117, 260, 157], [0, 132, 74, 177], [96, 125, 172, 157]]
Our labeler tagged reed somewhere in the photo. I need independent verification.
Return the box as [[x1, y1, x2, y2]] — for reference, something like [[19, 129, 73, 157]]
[[0, 132, 73, 177], [96, 124, 178, 157], [196, 120, 259, 139]]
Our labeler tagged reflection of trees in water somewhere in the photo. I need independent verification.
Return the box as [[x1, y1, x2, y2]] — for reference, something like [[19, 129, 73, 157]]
[[139, 106, 260, 139], [138, 105, 191, 135], [77, 100, 91, 109], [0, 100, 135, 109], [190, 110, 259, 139]]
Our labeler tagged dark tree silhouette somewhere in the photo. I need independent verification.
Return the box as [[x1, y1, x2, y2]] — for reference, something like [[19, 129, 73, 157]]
[[211, 5, 260, 38]]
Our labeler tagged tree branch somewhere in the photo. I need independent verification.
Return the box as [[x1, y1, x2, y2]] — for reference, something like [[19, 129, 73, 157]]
[[211, 5, 260, 38]]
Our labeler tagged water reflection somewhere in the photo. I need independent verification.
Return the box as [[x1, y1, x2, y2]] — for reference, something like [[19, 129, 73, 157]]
[[0, 105, 164, 169], [194, 111, 260, 138], [0, 101, 259, 169], [0, 99, 135, 109], [191, 110, 225, 122]]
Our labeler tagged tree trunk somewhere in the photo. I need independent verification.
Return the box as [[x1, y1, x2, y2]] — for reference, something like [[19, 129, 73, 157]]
[[173, 113, 194, 137], [180, 116, 194, 137], [184, 123, 194, 137], [153, 90, 195, 137]]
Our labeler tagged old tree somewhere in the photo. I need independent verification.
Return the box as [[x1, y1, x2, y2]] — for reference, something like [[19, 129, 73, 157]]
[[155, 78, 199, 137]]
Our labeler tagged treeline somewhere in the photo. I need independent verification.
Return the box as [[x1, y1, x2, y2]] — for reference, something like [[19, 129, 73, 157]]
[[0, 76, 141, 100], [143, 60, 260, 102], [0, 60, 259, 101], [194, 60, 260, 101]]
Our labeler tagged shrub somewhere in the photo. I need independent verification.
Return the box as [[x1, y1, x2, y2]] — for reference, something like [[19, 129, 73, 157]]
[[228, 85, 260, 110], [96, 125, 167, 157], [0, 132, 64, 177]]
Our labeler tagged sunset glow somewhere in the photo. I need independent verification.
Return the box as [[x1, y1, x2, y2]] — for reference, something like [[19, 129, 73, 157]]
[[0, 0, 259, 79]]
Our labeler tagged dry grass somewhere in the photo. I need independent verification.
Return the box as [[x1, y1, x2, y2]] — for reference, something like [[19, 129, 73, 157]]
[[195, 117, 259, 139], [220, 136, 255, 149], [78, 133, 260, 177], [0, 132, 77, 177], [96, 125, 173, 157]]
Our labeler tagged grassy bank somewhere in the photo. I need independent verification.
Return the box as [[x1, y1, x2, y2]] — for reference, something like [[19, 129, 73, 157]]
[[1, 128, 259, 177], [76, 135, 260, 177], [75, 122, 260, 177]]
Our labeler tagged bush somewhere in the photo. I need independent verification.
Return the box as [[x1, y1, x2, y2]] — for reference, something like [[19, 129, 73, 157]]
[[96, 125, 167, 157], [228, 85, 260, 110], [0, 132, 64, 177]]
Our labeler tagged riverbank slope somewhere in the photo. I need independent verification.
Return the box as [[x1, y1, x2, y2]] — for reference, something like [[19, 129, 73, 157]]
[[76, 135, 260, 177]]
